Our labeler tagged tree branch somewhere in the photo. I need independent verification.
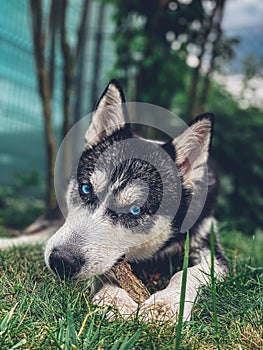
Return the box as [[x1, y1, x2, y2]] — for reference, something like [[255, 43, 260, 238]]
[[29, 0, 57, 210]]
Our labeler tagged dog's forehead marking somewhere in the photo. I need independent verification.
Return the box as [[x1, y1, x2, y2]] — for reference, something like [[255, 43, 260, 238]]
[[116, 180, 148, 206], [90, 170, 108, 193]]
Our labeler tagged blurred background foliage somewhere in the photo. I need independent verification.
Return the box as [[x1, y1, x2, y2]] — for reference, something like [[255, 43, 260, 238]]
[[0, 0, 262, 234]]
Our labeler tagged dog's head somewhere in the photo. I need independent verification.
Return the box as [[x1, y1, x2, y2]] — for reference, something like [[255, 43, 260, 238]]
[[44, 80, 214, 279]]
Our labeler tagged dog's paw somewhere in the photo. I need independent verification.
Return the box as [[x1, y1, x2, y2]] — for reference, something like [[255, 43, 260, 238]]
[[139, 292, 179, 323], [92, 285, 138, 321], [139, 290, 193, 323]]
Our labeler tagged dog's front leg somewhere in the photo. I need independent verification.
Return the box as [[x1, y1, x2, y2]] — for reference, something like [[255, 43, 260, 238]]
[[139, 250, 226, 323], [92, 284, 138, 320], [138, 268, 197, 323]]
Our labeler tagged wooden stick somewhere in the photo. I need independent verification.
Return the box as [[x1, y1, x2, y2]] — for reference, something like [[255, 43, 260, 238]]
[[112, 260, 150, 303]]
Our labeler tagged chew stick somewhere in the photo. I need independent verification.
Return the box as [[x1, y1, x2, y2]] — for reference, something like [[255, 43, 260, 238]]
[[112, 259, 150, 303]]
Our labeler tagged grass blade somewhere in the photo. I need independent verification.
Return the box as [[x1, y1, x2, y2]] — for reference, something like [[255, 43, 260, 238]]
[[83, 311, 107, 349], [66, 305, 79, 349], [210, 223, 220, 349], [118, 329, 141, 350], [0, 303, 18, 335], [110, 329, 141, 350], [10, 339, 27, 349], [175, 230, 190, 350]]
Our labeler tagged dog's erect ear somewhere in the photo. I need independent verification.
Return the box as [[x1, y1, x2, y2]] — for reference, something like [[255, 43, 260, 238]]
[[172, 114, 214, 188], [85, 79, 128, 147]]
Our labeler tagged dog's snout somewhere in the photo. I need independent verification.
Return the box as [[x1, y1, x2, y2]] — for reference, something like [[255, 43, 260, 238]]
[[49, 247, 85, 279]]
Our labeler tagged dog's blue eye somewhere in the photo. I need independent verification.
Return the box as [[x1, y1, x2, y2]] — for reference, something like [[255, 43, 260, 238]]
[[81, 184, 91, 194], [130, 205, 141, 215]]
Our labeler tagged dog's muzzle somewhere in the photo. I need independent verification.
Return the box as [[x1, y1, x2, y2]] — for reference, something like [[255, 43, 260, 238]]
[[49, 247, 86, 279]]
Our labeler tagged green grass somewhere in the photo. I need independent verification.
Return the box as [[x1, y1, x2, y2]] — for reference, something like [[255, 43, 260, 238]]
[[210, 224, 220, 348], [175, 231, 190, 350], [0, 230, 262, 349]]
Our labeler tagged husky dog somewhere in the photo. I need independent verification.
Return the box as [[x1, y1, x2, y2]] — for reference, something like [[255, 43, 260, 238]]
[[3, 79, 229, 322], [44, 79, 228, 322]]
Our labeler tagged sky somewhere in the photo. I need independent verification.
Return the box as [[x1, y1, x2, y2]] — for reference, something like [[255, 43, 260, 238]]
[[214, 0, 263, 108], [223, 0, 263, 30], [222, 0, 263, 71]]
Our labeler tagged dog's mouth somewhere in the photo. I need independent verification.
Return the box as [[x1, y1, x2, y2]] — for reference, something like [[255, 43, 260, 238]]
[[98, 254, 126, 286]]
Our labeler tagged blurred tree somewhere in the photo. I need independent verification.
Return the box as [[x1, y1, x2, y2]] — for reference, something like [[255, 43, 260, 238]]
[[107, 0, 207, 108], [185, 0, 238, 118], [106, 0, 236, 117], [199, 36, 239, 113], [29, 0, 90, 213], [186, 0, 221, 118], [242, 54, 263, 102], [73, 1, 91, 123], [107, 0, 263, 233], [212, 53, 263, 233], [191, 0, 239, 117], [208, 86, 263, 233], [91, 2, 106, 107], [243, 54, 263, 80], [30, 0, 57, 211]]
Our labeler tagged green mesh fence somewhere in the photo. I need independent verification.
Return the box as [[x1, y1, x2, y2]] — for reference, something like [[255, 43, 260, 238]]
[[0, 0, 115, 191]]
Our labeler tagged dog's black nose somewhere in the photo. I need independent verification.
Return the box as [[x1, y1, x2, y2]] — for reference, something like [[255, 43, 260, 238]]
[[49, 247, 85, 279]]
